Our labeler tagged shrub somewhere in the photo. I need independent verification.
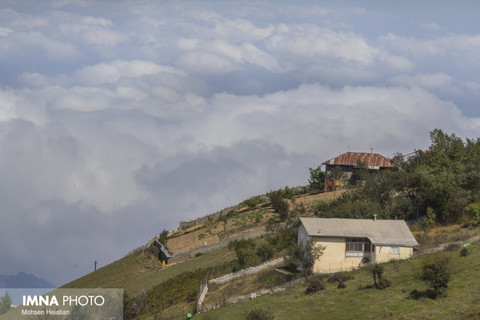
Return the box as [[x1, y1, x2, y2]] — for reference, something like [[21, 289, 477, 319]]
[[460, 247, 469, 257], [256, 242, 275, 262], [287, 241, 325, 276], [266, 226, 296, 250], [243, 196, 264, 208], [337, 280, 346, 289], [245, 307, 274, 320], [195, 252, 203, 257], [370, 264, 391, 290], [306, 275, 325, 294], [420, 253, 452, 298], [283, 186, 298, 200], [268, 189, 290, 220]]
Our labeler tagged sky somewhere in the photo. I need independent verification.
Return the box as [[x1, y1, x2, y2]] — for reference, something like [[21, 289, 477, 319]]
[[1, 0, 480, 287]]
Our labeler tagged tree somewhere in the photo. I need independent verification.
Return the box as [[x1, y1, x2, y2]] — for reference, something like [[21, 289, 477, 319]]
[[465, 203, 480, 226], [0, 291, 12, 315], [267, 189, 289, 220], [420, 253, 451, 298], [419, 207, 436, 245], [158, 229, 169, 250], [287, 240, 325, 276], [256, 242, 275, 261], [228, 239, 256, 269], [350, 160, 369, 186], [308, 166, 325, 191]]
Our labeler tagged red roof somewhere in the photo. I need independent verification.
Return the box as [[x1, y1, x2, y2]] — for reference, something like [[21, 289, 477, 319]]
[[322, 152, 394, 168]]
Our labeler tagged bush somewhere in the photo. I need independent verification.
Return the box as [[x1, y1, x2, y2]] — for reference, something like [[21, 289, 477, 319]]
[[266, 226, 296, 250], [245, 307, 274, 320], [306, 275, 325, 294], [243, 196, 264, 208], [370, 264, 391, 290], [420, 253, 452, 298], [195, 252, 203, 257], [337, 280, 346, 289], [460, 247, 469, 257], [256, 242, 275, 261], [283, 186, 298, 200]]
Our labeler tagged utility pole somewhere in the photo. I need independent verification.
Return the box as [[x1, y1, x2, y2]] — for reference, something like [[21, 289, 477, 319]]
[[94, 260, 97, 271]]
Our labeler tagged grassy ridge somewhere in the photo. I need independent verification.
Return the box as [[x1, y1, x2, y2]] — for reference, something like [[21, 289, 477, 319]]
[[199, 243, 480, 320]]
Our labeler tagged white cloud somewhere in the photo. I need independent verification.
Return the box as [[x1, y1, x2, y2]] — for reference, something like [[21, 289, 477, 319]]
[[176, 51, 239, 75], [2, 0, 480, 287], [81, 16, 113, 27], [381, 32, 480, 67], [0, 31, 79, 61], [213, 18, 274, 42], [0, 27, 13, 36], [421, 22, 442, 30], [390, 73, 455, 91]]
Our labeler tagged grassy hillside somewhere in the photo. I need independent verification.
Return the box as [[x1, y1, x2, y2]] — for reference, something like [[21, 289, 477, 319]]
[[62, 247, 235, 296], [197, 242, 480, 320]]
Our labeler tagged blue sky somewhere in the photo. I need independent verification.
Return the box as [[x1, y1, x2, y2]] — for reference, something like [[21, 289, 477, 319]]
[[1, 0, 480, 286]]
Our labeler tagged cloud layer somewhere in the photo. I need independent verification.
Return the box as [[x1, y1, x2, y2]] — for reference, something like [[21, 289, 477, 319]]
[[1, 1, 480, 286]]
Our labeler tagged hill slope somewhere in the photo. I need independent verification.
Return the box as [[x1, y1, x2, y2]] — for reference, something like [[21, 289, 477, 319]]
[[62, 189, 343, 295], [198, 242, 480, 320]]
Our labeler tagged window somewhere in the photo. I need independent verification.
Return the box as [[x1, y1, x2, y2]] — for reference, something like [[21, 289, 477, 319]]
[[390, 246, 400, 254], [345, 238, 372, 257]]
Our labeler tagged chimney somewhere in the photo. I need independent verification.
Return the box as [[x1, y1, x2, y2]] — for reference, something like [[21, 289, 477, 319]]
[[373, 214, 377, 221]]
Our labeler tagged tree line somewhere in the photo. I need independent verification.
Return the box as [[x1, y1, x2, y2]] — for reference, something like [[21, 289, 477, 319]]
[[311, 128, 480, 225]]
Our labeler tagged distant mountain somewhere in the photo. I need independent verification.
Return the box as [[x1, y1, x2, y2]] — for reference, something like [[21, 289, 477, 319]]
[[0, 272, 55, 288]]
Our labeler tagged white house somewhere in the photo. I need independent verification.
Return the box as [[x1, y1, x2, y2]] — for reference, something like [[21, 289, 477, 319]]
[[294, 217, 418, 273]]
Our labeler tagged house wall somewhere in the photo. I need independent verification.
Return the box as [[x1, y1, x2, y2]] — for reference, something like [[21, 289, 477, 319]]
[[374, 245, 413, 263], [311, 237, 365, 273], [297, 224, 309, 244], [309, 236, 414, 273]]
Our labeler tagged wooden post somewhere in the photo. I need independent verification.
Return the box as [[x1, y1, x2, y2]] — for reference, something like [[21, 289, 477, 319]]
[[94, 260, 97, 271]]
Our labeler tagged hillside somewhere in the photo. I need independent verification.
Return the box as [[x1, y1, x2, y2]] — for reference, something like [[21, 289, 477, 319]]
[[62, 189, 344, 296], [191, 241, 480, 320]]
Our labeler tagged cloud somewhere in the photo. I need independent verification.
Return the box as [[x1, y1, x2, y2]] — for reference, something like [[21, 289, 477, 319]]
[[380, 32, 480, 68], [1, 0, 480, 287], [421, 22, 442, 30]]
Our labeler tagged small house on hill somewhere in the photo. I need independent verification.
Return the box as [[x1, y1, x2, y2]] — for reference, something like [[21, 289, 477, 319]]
[[294, 217, 418, 273], [322, 151, 394, 190]]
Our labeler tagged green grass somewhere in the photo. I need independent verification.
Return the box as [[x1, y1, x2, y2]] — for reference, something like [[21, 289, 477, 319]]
[[62, 247, 235, 296], [197, 242, 480, 320]]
